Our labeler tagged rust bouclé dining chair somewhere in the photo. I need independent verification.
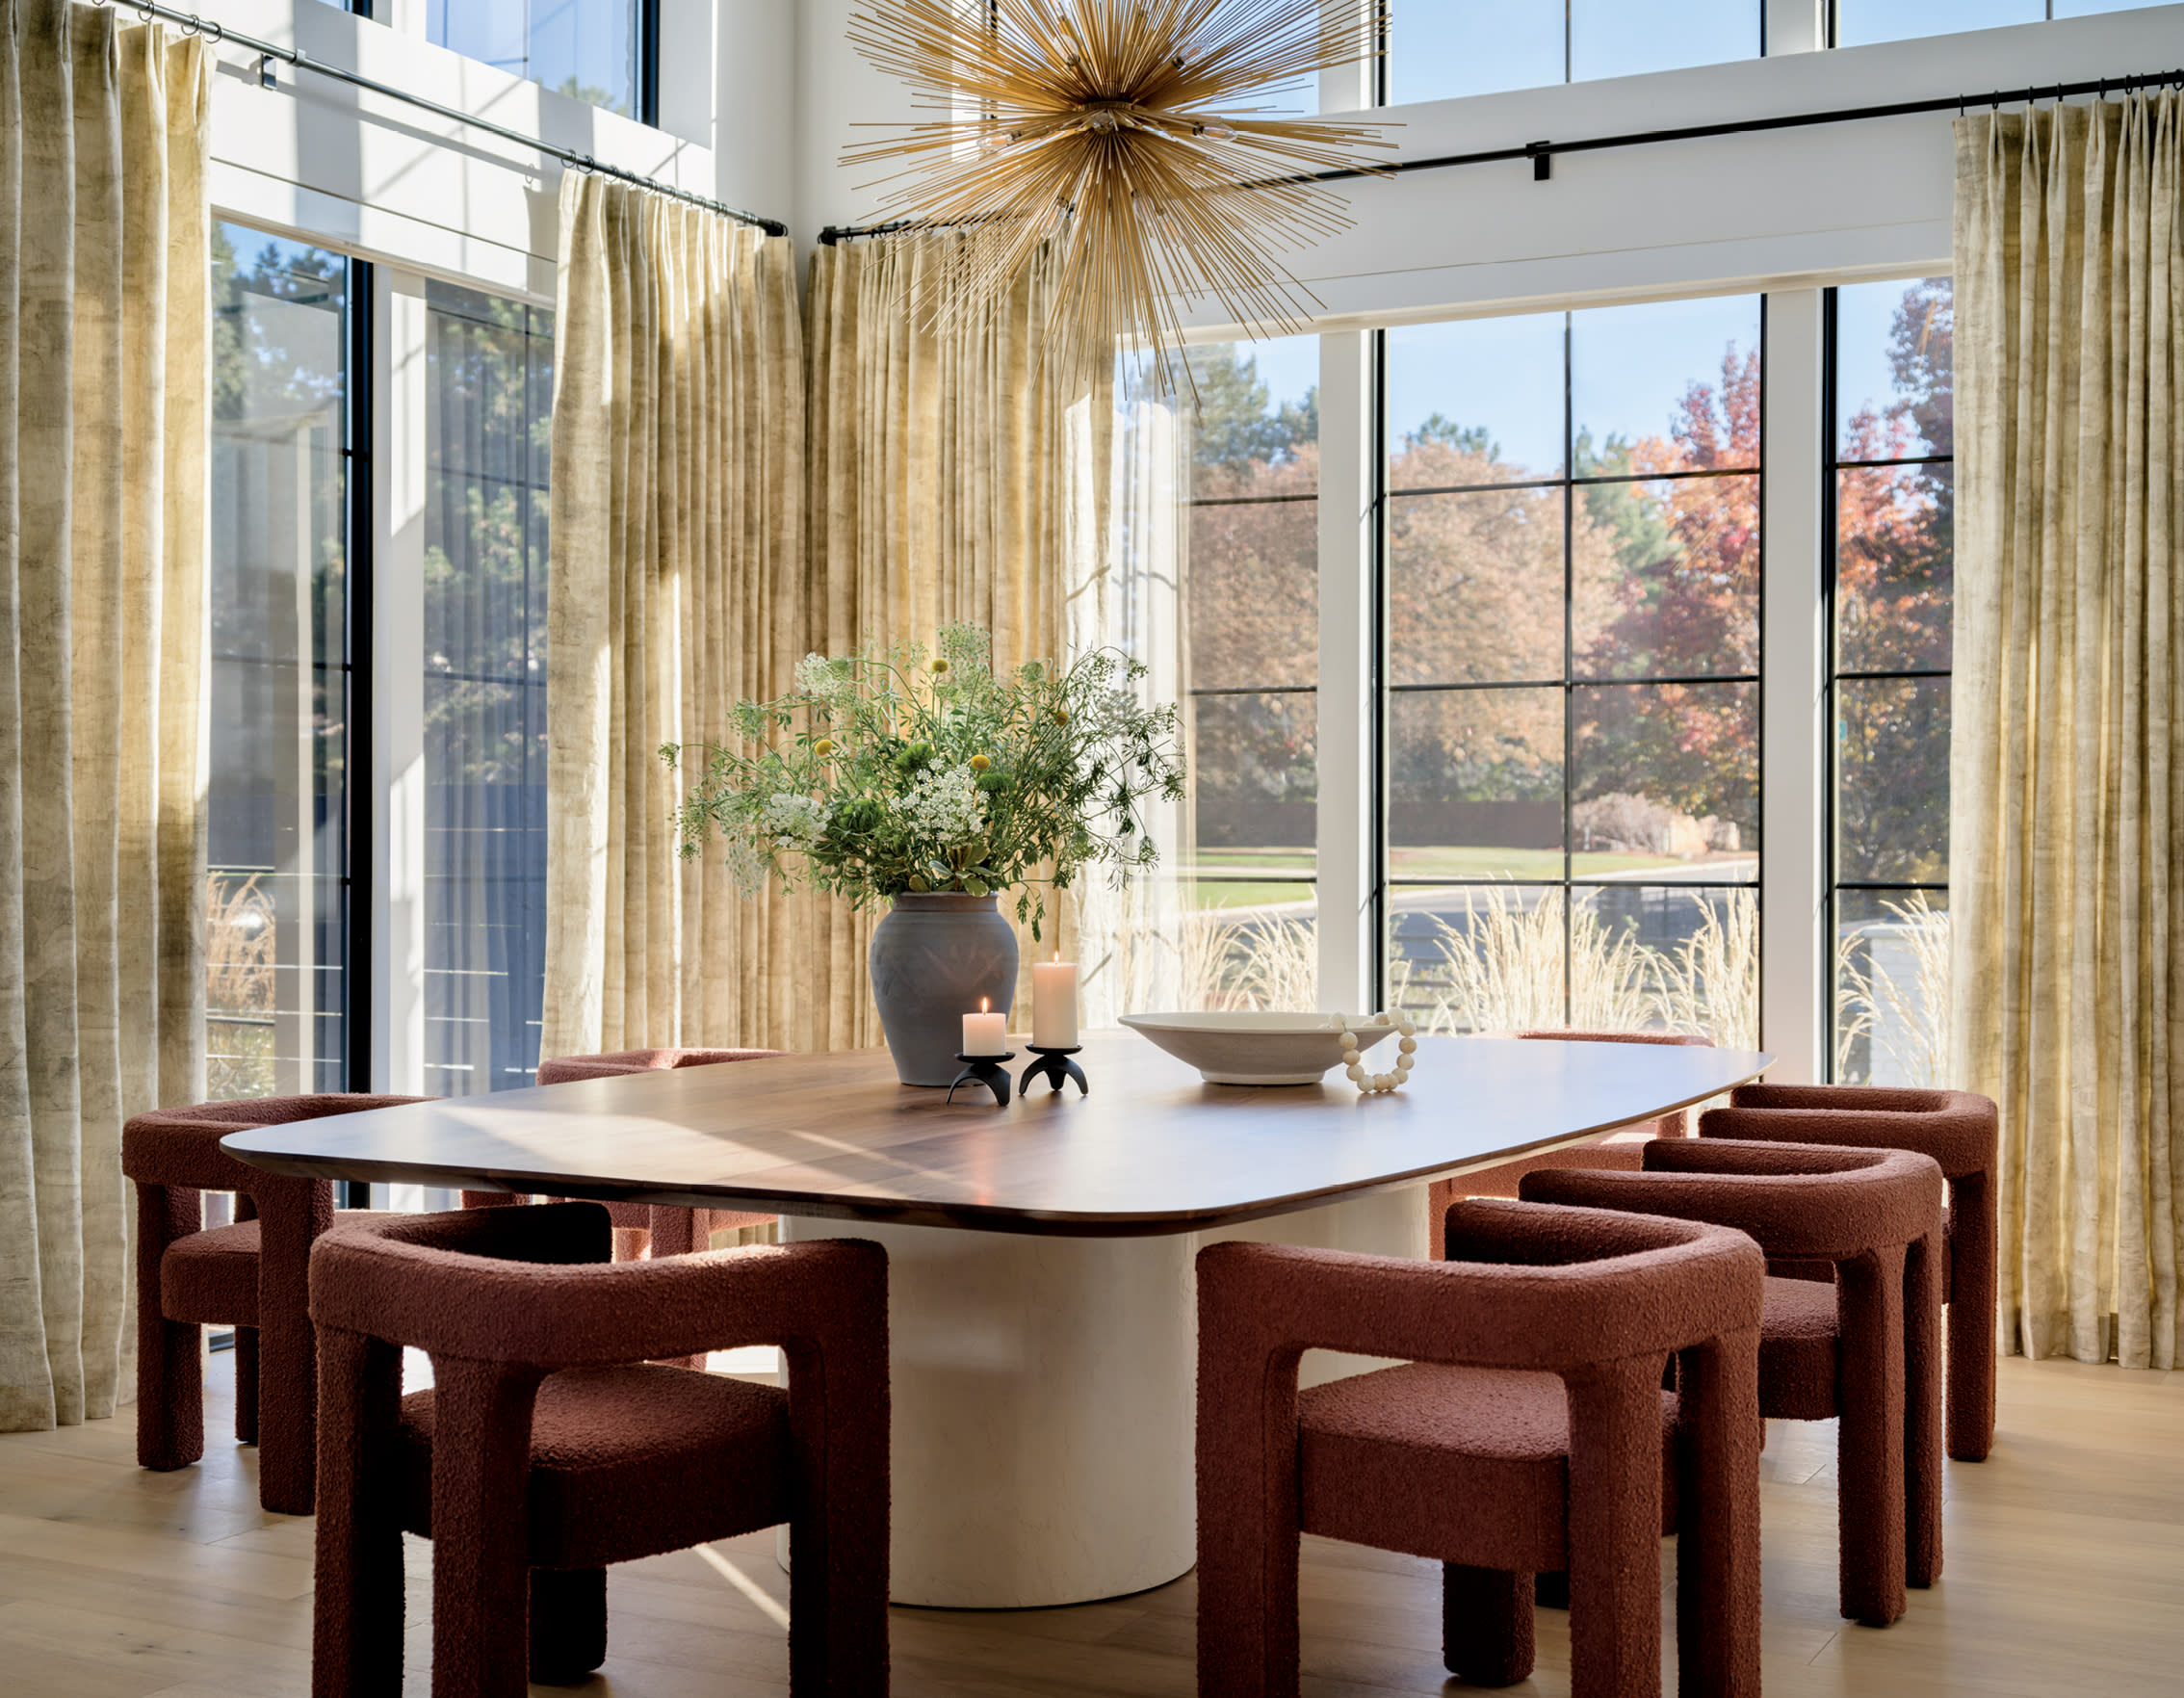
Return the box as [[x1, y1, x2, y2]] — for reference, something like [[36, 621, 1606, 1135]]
[[1700, 1084, 1999, 1461], [533, 1048, 784, 1256], [1522, 1139, 1946, 1627], [124, 1092, 432, 1515], [1198, 1198, 1766, 1698], [308, 1202, 888, 1698]]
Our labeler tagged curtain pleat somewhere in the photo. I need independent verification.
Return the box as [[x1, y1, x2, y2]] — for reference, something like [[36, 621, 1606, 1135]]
[[541, 177, 806, 1058], [546, 219, 1123, 1058], [0, 2, 209, 1432], [1951, 92, 2184, 1369], [801, 232, 1112, 1031]]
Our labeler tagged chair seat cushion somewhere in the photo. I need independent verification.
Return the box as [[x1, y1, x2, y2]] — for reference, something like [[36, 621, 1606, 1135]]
[[1295, 1364, 1678, 1572], [394, 1364, 791, 1569], [161, 1208, 404, 1328], [162, 1220, 260, 1326], [1759, 1275, 1839, 1421]]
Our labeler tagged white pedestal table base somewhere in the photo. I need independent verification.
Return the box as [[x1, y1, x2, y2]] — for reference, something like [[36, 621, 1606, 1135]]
[[782, 1184, 1426, 1607]]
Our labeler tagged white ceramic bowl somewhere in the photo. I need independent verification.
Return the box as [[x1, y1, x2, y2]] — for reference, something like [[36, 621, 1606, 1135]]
[[1119, 1010, 1397, 1085]]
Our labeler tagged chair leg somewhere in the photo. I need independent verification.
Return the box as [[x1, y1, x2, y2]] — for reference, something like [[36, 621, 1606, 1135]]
[[135, 1184, 204, 1473], [428, 1357, 547, 1698], [1442, 1565, 1534, 1686], [1904, 1234, 1945, 1588], [1564, 1356, 1666, 1698], [256, 1258, 324, 1518], [313, 1327, 405, 1698], [1676, 1330, 1762, 1698], [1835, 1246, 1909, 1627], [234, 1327, 260, 1445], [1946, 1172, 1997, 1462], [786, 1328, 893, 1697], [529, 1568, 608, 1684]]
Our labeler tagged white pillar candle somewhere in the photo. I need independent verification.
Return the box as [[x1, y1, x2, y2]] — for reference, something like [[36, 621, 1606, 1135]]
[[962, 999, 1008, 1057], [1031, 957, 1079, 1049]]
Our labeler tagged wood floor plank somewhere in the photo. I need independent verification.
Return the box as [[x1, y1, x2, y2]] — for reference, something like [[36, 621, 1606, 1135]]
[[0, 1355, 2177, 1696]]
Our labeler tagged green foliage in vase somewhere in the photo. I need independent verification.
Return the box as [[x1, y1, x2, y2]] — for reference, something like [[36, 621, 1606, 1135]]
[[667, 625, 1185, 937]]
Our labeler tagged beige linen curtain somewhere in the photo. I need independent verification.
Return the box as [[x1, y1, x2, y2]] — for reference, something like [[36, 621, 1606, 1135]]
[[541, 175, 805, 1058], [804, 231, 1112, 1042], [0, 2, 210, 1431], [1951, 92, 2184, 1369]]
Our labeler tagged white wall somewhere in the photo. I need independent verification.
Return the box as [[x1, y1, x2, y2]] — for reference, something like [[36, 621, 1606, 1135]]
[[713, 0, 798, 235]]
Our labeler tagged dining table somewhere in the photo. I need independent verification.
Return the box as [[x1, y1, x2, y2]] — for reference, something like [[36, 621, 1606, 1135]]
[[221, 1029, 1771, 1608]]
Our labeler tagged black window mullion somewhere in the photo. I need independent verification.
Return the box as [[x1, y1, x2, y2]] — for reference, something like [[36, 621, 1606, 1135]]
[[342, 254, 373, 1202], [1561, 312, 1575, 1023], [639, 0, 662, 128]]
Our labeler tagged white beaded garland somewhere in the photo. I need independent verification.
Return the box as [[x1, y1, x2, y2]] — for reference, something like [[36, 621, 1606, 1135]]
[[1323, 1011, 1419, 1095]]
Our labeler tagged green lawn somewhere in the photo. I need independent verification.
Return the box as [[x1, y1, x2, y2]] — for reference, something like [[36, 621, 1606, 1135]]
[[1190, 880, 1314, 911], [1389, 848, 1688, 880]]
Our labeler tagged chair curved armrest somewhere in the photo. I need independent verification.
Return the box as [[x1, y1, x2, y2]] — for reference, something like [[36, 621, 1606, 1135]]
[[128, 1113, 289, 1192], [1703, 1091, 1995, 1180], [1520, 1141, 1943, 1260], [309, 1203, 886, 1368], [1201, 1202, 1762, 1374]]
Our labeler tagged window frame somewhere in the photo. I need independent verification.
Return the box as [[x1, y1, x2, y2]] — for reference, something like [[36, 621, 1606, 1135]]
[[1820, 279, 1955, 1084], [409, 0, 663, 127], [1373, 300, 1768, 1026], [205, 222, 375, 1190]]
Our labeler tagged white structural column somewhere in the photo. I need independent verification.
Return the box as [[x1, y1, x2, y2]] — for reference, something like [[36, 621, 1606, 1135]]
[[1316, 329, 1376, 1015], [1759, 289, 1827, 1084], [781, 1216, 1195, 1608], [372, 270, 429, 1102]]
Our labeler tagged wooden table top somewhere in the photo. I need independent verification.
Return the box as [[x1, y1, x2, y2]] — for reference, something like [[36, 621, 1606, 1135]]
[[220, 1032, 1770, 1238]]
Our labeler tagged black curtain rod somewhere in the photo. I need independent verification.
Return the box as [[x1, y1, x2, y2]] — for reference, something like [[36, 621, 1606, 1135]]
[[819, 63, 2184, 244], [86, 0, 788, 237]]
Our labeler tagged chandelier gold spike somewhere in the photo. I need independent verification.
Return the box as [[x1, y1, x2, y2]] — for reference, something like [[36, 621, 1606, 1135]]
[[842, 0, 1392, 393]]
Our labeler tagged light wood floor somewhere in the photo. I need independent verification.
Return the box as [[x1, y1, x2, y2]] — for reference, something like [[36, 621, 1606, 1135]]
[[0, 1354, 2176, 1696]]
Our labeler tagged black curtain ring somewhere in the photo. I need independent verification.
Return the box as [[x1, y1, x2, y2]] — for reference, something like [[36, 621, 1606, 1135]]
[[181, 14, 200, 37], [137, 1, 156, 21]]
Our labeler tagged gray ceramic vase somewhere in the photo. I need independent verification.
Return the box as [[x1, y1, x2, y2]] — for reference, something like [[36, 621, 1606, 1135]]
[[869, 892, 1021, 1086]]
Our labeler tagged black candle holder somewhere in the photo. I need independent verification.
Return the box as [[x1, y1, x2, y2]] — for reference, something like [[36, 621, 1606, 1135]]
[[946, 1051, 1016, 1107], [1020, 1044, 1088, 1097]]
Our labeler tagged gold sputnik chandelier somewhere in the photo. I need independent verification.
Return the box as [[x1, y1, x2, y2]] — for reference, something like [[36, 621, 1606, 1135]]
[[844, 0, 1391, 390]]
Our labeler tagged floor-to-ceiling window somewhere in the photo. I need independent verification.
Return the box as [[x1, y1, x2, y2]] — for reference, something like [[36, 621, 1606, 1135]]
[[1828, 277, 1954, 1084], [1382, 297, 1762, 1044], [1168, 337, 1321, 1008], [423, 282, 555, 1094], [207, 226, 362, 1098], [1389, 1, 1760, 105], [427, 1, 653, 120]]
